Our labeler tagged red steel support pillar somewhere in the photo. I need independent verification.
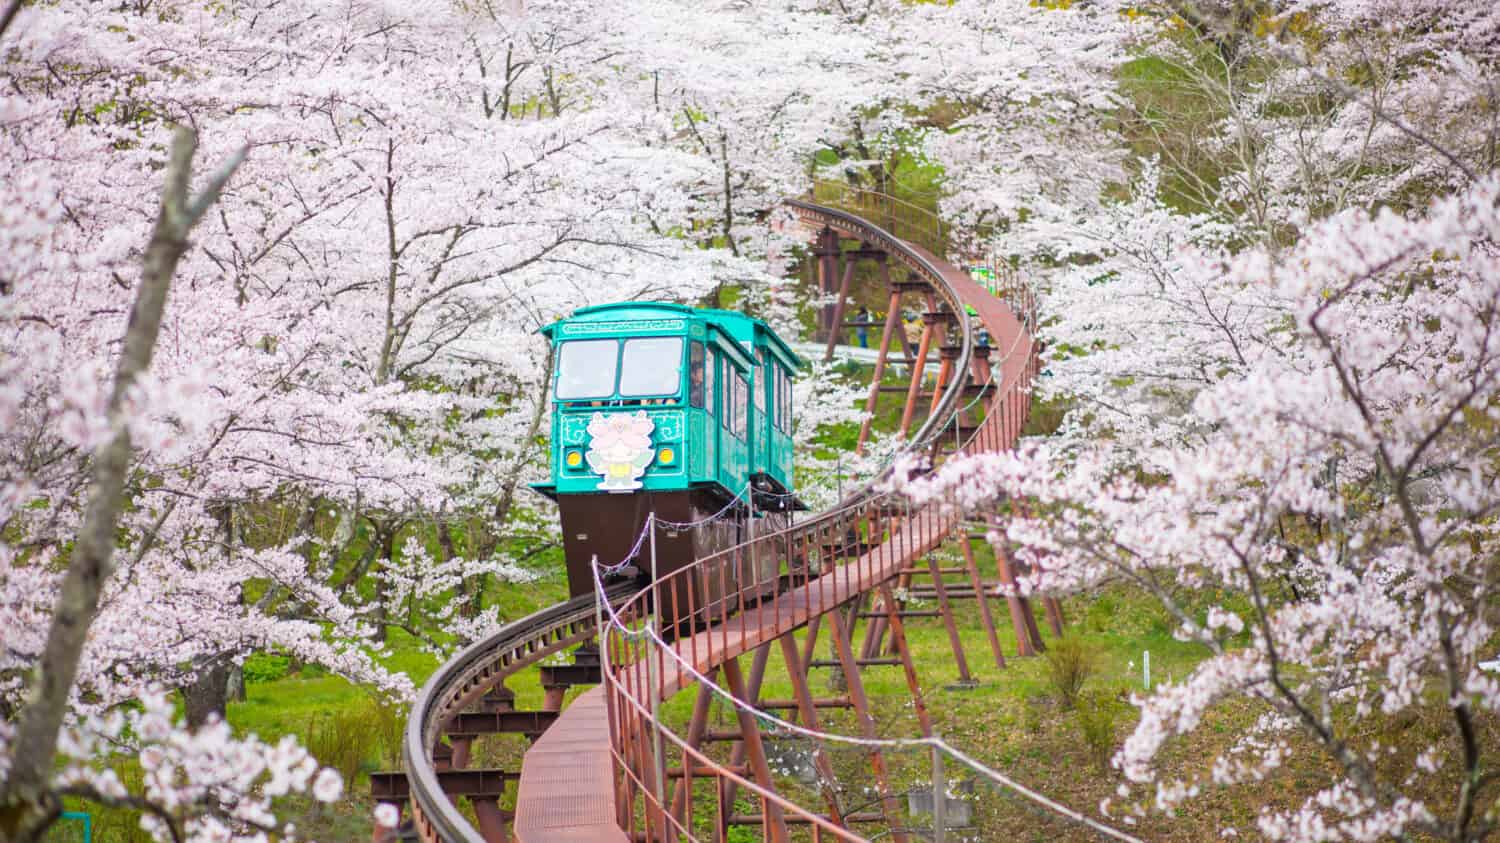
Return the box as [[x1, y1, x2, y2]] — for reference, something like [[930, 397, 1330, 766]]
[[815, 227, 841, 344], [878, 582, 934, 737], [1044, 594, 1067, 638], [856, 274, 902, 454], [828, 609, 908, 843], [717, 644, 773, 826], [824, 250, 859, 362], [777, 634, 846, 827], [670, 679, 717, 824], [473, 798, 510, 843], [997, 539, 1046, 655], [722, 656, 790, 843], [898, 293, 938, 439], [925, 550, 974, 685], [960, 536, 1008, 670]]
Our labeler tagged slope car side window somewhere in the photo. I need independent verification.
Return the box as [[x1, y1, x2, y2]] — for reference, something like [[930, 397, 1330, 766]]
[[785, 368, 792, 432], [782, 367, 793, 433], [719, 353, 732, 431], [754, 351, 766, 415], [555, 339, 618, 399], [709, 349, 720, 419], [774, 366, 786, 432], [734, 373, 748, 438], [688, 341, 705, 408]]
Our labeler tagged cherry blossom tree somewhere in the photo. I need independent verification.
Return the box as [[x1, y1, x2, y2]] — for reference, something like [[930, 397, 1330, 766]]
[[0, 0, 808, 836], [895, 2, 1500, 840], [904, 171, 1500, 841], [28, 0, 1500, 839], [0, 116, 352, 840], [897, 0, 1134, 246]]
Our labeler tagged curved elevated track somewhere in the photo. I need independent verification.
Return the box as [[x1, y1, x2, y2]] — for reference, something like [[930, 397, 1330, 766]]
[[390, 190, 1044, 843]]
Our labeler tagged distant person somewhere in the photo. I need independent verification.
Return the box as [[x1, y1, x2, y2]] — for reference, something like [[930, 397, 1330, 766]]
[[856, 307, 870, 348], [903, 313, 922, 359], [689, 361, 704, 404]]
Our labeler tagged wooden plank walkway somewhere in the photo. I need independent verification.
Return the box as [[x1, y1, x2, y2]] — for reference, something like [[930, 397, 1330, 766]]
[[654, 510, 953, 697], [903, 240, 1035, 393], [512, 687, 629, 843]]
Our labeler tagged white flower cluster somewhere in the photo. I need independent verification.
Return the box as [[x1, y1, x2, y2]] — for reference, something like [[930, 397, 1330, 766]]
[[43, 690, 343, 841]]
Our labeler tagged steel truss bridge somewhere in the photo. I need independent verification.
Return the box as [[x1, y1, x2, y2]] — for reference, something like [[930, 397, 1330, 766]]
[[384, 187, 1075, 843]]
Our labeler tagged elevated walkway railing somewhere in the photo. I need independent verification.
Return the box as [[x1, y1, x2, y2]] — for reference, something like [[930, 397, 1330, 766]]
[[591, 192, 1042, 842], [403, 185, 1051, 843]]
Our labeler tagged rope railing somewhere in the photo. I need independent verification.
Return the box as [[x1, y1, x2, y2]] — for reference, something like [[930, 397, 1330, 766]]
[[593, 559, 1142, 843], [654, 483, 753, 531]]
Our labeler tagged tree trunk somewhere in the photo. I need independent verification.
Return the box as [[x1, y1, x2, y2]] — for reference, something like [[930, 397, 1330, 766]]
[[183, 658, 231, 729], [226, 662, 246, 703], [440, 520, 472, 617], [467, 350, 555, 616], [332, 517, 383, 594], [371, 524, 398, 645], [0, 128, 244, 841]]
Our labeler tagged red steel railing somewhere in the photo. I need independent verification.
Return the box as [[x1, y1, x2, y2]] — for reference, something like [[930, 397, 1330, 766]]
[[597, 190, 1039, 842]]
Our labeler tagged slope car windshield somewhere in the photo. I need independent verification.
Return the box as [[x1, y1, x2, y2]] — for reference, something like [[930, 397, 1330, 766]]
[[618, 337, 683, 397], [555, 339, 618, 399]]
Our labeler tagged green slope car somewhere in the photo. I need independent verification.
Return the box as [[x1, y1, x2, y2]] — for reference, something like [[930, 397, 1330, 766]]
[[531, 302, 805, 613]]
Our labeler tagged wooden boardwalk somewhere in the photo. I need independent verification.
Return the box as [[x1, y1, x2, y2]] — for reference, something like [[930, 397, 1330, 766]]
[[512, 687, 629, 843], [654, 511, 952, 698]]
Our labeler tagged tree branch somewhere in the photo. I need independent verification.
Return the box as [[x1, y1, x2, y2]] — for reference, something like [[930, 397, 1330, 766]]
[[0, 127, 245, 841]]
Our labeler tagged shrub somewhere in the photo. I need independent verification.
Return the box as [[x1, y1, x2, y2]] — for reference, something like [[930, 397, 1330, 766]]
[[241, 652, 291, 684], [1042, 635, 1099, 710], [1074, 691, 1120, 771], [304, 707, 370, 786], [369, 698, 409, 768]]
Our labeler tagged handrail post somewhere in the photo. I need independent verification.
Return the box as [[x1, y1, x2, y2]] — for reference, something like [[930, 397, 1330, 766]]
[[645, 619, 670, 841], [932, 740, 947, 843], [747, 484, 756, 620], [649, 511, 669, 735], [649, 512, 659, 631]]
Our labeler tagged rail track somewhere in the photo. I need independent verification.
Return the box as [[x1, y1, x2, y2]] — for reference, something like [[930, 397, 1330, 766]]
[[401, 587, 635, 841], [394, 189, 1041, 843]]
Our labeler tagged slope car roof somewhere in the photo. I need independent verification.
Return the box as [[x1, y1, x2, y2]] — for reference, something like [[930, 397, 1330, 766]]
[[540, 301, 803, 371]]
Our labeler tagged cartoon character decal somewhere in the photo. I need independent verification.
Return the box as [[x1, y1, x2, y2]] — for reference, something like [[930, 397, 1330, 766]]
[[585, 411, 655, 491]]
